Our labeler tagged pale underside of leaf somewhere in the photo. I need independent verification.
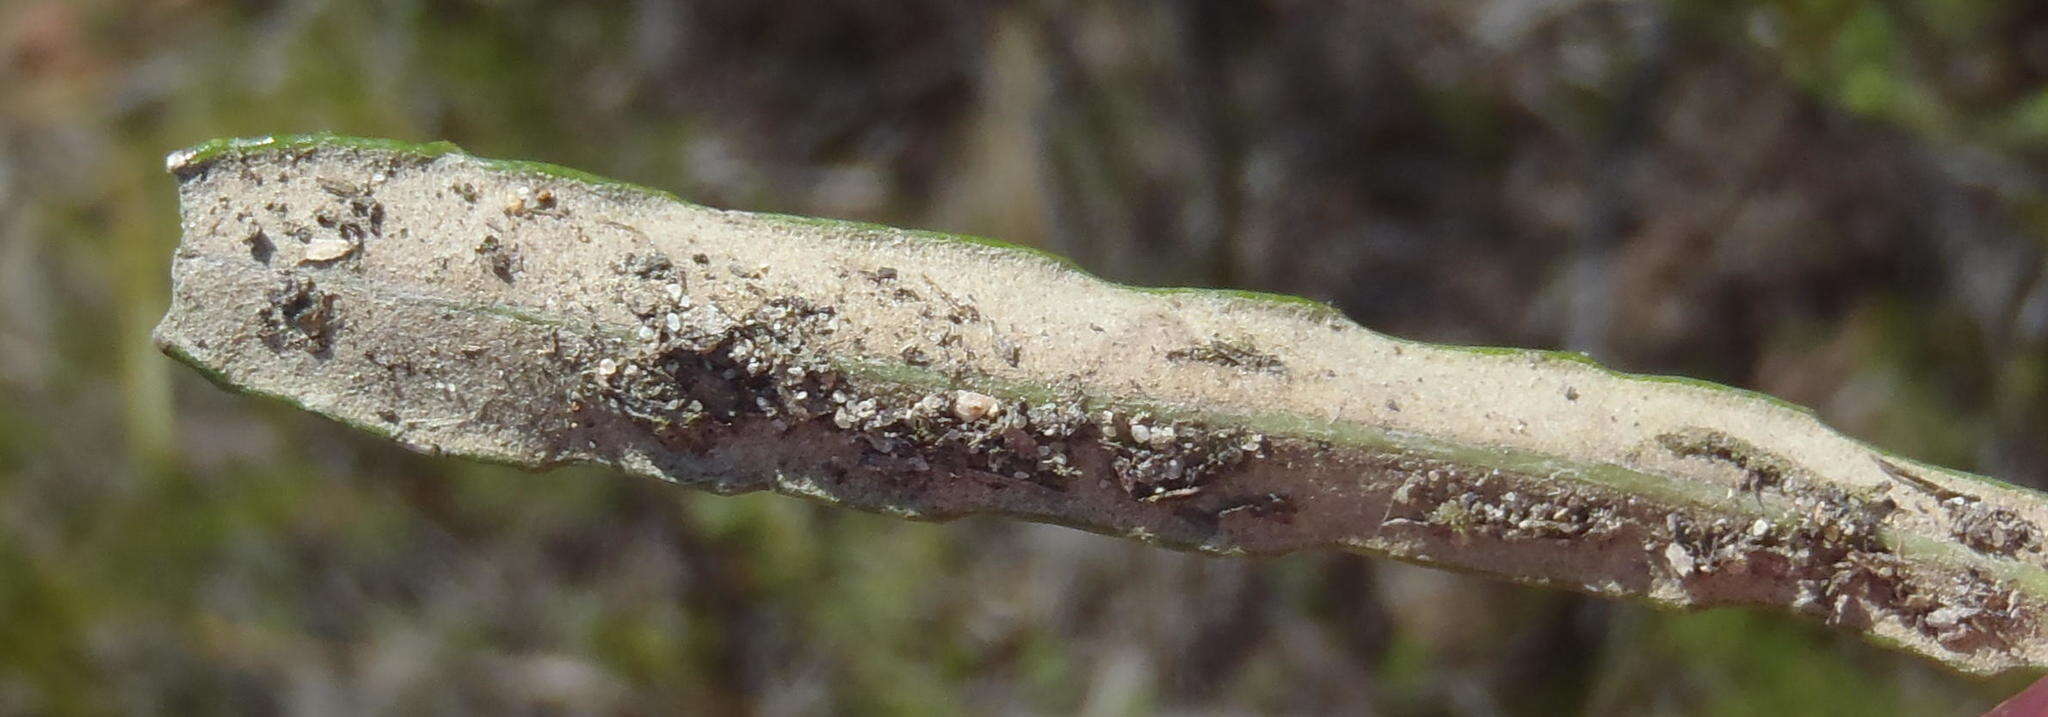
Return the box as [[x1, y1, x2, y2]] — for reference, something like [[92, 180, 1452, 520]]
[[156, 135, 2048, 676]]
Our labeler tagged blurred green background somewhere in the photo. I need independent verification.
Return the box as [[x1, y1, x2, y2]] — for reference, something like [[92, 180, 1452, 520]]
[[4, 0, 2048, 714]]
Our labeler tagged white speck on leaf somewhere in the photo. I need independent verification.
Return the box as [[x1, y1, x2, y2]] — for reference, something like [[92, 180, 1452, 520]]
[[953, 391, 1001, 422], [1664, 543, 1695, 576], [302, 236, 355, 262]]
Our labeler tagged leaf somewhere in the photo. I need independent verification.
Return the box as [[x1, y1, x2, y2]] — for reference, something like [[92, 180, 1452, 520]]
[[155, 134, 2048, 675]]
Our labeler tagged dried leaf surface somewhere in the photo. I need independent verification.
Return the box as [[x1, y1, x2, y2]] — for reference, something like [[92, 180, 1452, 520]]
[[157, 135, 2048, 675]]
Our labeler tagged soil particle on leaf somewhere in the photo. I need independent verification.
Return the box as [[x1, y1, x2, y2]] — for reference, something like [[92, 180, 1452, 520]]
[[562, 271, 1282, 507], [1166, 337, 1286, 375], [951, 391, 1001, 422], [303, 236, 356, 263], [613, 252, 681, 283], [475, 235, 522, 282], [299, 185, 384, 264], [503, 186, 562, 218], [1381, 465, 1627, 543], [1104, 413, 1264, 503], [1215, 492, 1294, 523], [1656, 427, 1799, 495], [1947, 502, 2044, 557], [577, 289, 835, 434], [1877, 458, 2044, 558], [1663, 543, 1697, 576], [260, 275, 338, 355], [245, 228, 273, 263], [1356, 443, 2040, 661], [316, 176, 365, 198]]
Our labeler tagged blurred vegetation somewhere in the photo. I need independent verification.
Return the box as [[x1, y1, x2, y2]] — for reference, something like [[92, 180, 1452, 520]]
[[3, 0, 2047, 713]]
